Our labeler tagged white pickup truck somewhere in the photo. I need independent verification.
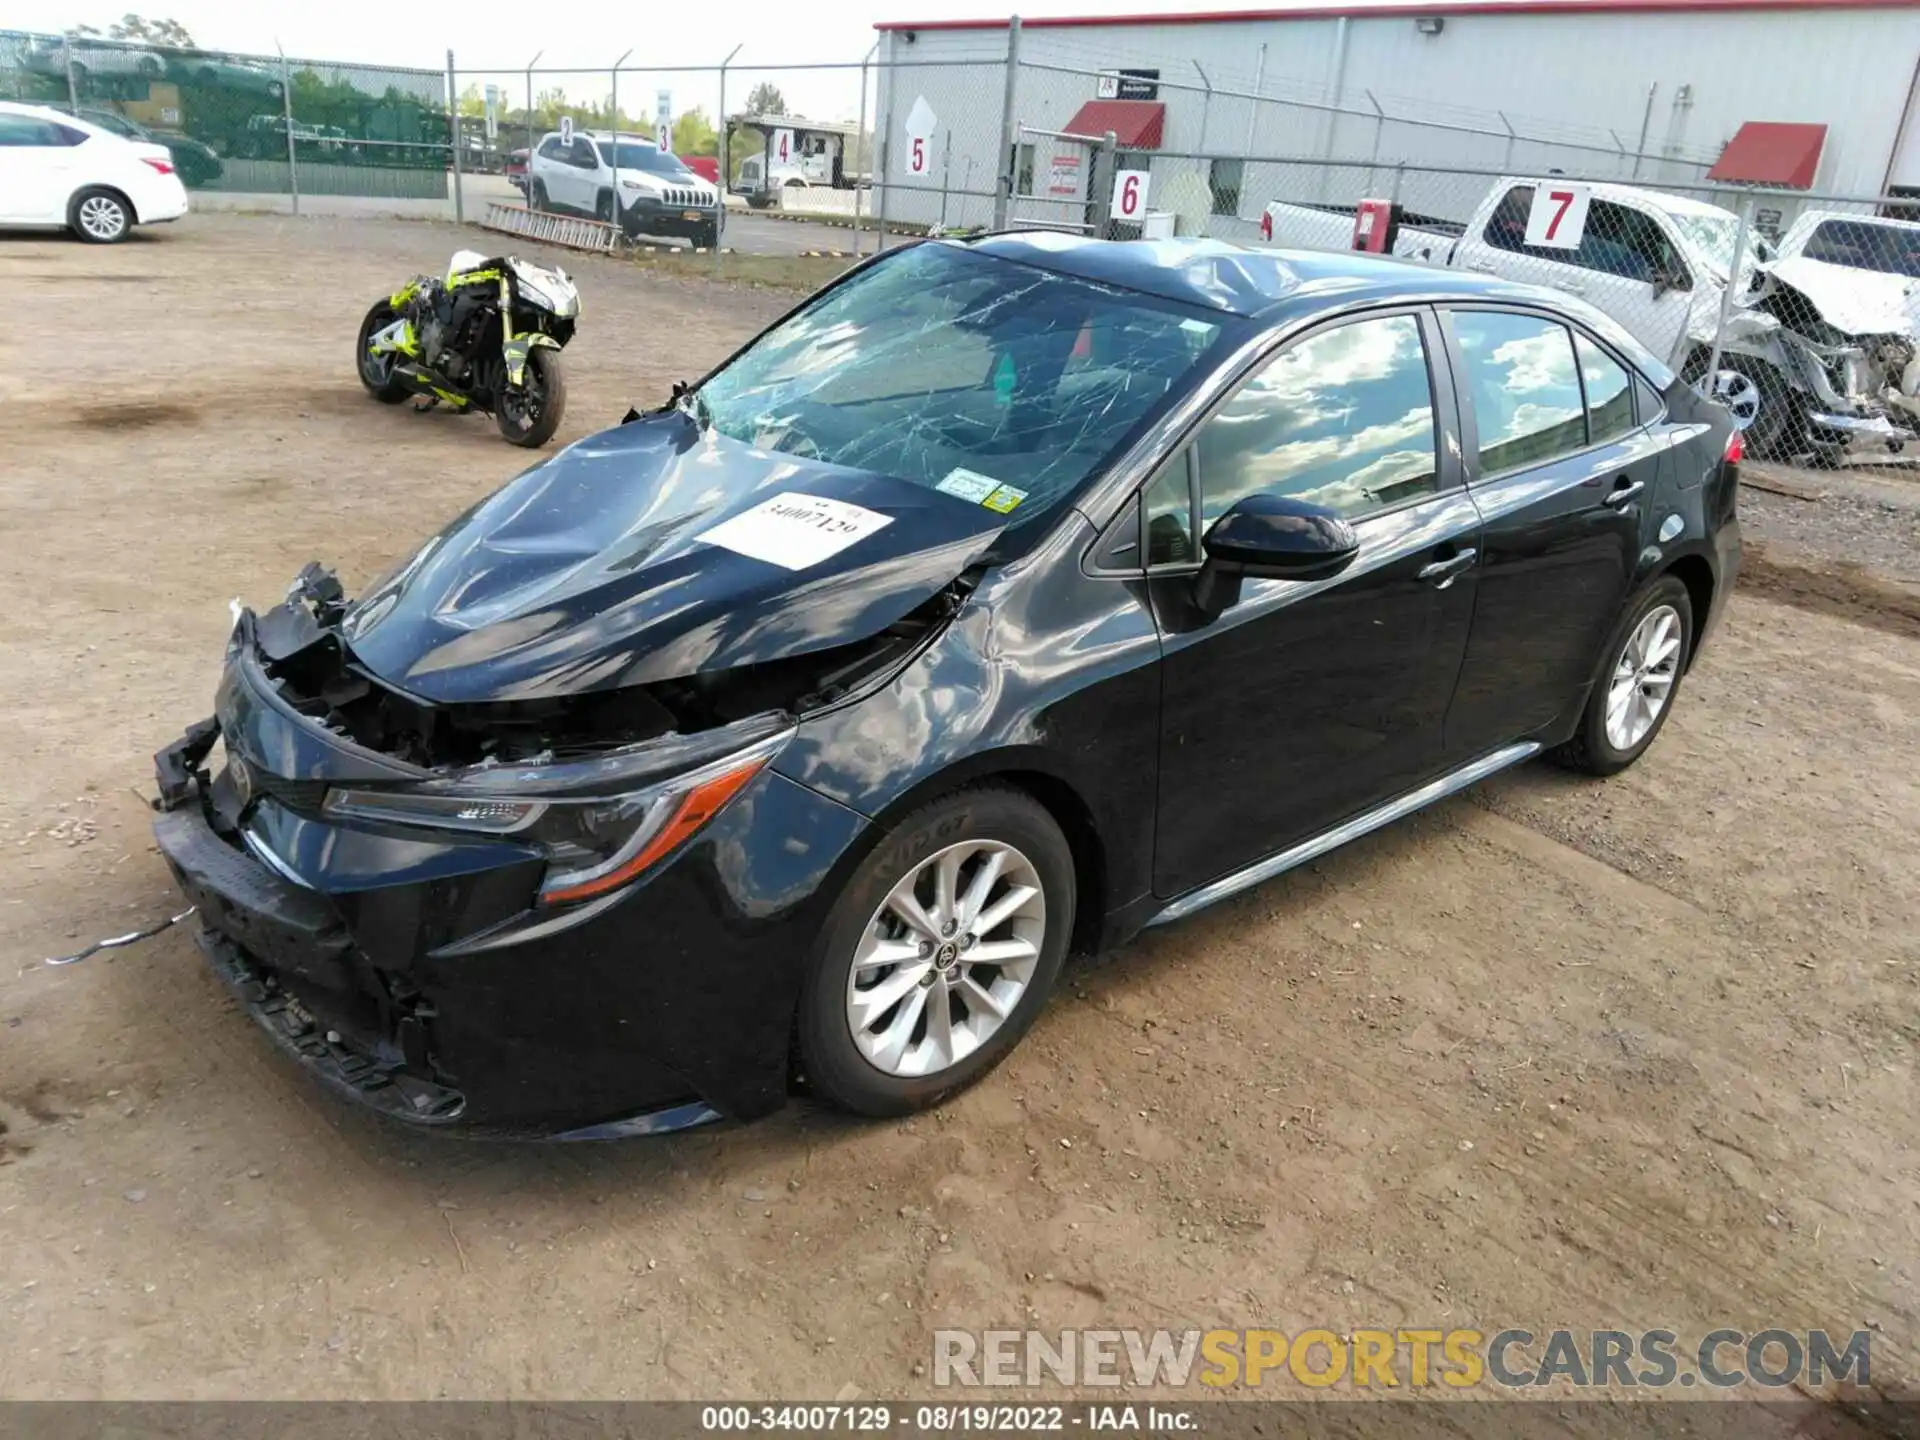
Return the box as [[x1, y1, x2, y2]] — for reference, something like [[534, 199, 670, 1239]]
[[1262, 179, 1920, 463]]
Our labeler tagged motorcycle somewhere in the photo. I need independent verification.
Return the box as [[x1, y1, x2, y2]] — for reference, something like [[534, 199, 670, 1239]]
[[356, 250, 579, 447]]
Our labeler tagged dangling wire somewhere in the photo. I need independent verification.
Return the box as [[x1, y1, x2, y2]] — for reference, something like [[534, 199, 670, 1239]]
[[45, 908, 197, 967]]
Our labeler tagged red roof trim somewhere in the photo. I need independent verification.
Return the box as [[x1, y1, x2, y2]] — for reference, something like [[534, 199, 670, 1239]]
[[1063, 98, 1167, 147], [877, 0, 1917, 30], [1707, 120, 1828, 187]]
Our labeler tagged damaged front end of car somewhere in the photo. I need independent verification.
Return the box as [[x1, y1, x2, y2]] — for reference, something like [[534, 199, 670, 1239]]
[[151, 414, 1002, 1136], [1709, 256, 1920, 461]]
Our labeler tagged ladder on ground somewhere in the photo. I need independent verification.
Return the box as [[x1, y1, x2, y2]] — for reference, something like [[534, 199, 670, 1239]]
[[479, 202, 619, 255]]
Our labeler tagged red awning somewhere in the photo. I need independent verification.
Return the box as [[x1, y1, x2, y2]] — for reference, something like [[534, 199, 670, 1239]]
[[1707, 121, 1827, 188], [1061, 100, 1165, 149]]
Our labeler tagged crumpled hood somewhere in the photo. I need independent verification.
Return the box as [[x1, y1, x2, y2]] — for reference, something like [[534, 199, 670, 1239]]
[[342, 414, 1004, 705], [1766, 255, 1916, 338]]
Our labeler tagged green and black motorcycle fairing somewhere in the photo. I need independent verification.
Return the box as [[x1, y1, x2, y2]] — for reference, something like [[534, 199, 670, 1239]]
[[357, 250, 580, 448]]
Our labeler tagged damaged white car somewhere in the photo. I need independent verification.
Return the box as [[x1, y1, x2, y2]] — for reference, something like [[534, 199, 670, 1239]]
[[1261, 177, 1920, 464]]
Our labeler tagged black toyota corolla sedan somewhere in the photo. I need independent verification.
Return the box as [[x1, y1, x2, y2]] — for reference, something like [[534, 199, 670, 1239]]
[[152, 234, 1740, 1138]]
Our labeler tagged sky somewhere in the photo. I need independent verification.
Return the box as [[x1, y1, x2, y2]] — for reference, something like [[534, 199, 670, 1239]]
[[6, 0, 1389, 125]]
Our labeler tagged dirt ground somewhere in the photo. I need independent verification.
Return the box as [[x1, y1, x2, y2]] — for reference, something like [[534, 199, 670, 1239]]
[[1, 215, 1917, 1414]]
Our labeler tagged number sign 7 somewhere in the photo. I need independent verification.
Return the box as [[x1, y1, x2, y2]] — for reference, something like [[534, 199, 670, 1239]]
[[1523, 183, 1592, 250]]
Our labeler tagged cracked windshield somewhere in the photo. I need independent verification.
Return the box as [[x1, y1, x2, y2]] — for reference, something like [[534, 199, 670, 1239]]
[[696, 243, 1222, 520]]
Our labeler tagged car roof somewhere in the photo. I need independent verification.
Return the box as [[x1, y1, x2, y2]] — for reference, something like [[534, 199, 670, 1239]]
[[0, 100, 118, 140], [953, 231, 1674, 381], [1799, 209, 1920, 232]]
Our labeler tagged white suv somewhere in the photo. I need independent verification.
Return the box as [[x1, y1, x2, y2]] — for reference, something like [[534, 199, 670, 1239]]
[[527, 129, 720, 247], [0, 101, 189, 243]]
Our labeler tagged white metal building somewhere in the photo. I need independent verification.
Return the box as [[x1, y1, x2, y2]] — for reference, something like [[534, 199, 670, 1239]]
[[872, 0, 1920, 234]]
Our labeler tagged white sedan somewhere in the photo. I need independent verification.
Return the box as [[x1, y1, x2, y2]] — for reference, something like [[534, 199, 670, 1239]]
[[0, 100, 189, 243]]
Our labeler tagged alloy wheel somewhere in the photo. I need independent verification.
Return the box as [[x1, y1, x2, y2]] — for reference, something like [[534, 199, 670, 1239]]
[[1605, 604, 1682, 751], [1712, 369, 1761, 432], [77, 195, 127, 241], [847, 840, 1046, 1079]]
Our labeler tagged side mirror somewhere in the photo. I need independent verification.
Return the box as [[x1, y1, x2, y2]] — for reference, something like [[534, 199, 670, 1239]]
[[1651, 267, 1690, 299], [1193, 494, 1360, 610]]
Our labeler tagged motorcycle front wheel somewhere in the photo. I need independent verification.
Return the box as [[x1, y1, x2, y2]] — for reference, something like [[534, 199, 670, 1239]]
[[356, 301, 409, 404], [495, 348, 566, 448]]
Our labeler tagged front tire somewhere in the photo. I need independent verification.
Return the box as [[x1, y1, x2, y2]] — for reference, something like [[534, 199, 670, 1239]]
[[494, 347, 565, 447], [355, 301, 409, 403], [797, 786, 1075, 1117], [1550, 576, 1693, 776], [69, 187, 132, 244], [594, 189, 614, 224]]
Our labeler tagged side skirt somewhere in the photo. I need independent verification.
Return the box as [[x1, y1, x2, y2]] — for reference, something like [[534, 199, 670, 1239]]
[[1146, 741, 1540, 928]]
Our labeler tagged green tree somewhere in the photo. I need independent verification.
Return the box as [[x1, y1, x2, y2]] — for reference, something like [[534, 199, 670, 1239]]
[[743, 82, 786, 117], [72, 14, 197, 46], [672, 106, 716, 157]]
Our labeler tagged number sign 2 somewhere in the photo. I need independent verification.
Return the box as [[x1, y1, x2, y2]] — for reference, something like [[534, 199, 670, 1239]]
[[1524, 183, 1592, 250], [1111, 168, 1151, 222]]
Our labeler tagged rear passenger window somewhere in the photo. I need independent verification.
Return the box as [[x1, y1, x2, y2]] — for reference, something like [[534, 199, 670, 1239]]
[[1632, 373, 1664, 425], [1575, 334, 1636, 445], [1452, 312, 1585, 475]]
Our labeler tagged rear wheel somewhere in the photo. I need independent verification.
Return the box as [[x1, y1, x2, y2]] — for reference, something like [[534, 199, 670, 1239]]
[[69, 187, 132, 244], [1550, 576, 1693, 776], [797, 786, 1074, 1117], [355, 301, 409, 403], [529, 178, 549, 212], [495, 347, 565, 447]]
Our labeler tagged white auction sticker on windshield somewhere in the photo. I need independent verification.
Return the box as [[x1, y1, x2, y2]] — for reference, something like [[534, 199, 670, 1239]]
[[936, 467, 1001, 503], [695, 493, 894, 571]]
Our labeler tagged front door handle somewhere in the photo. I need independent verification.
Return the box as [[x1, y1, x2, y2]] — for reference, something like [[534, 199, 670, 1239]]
[[1603, 479, 1645, 509], [1417, 547, 1478, 589]]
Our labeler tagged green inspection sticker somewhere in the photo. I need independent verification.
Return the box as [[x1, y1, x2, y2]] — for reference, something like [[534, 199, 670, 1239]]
[[981, 484, 1027, 514]]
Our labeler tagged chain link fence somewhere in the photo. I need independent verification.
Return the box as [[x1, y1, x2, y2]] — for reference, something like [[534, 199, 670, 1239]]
[[4, 28, 1915, 474], [1, 29, 449, 203]]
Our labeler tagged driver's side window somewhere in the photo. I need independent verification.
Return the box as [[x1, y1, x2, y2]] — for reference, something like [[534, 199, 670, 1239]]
[[1197, 314, 1437, 528], [1143, 314, 1437, 569]]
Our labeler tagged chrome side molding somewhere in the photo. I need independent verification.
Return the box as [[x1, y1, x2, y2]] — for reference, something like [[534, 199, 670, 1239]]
[[1147, 741, 1541, 927]]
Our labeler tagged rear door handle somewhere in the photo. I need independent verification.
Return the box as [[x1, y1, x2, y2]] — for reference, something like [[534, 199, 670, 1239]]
[[1603, 479, 1645, 508], [1417, 547, 1478, 588]]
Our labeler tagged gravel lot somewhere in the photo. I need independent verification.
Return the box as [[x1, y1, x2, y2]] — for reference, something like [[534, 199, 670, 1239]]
[[1, 216, 1916, 1420]]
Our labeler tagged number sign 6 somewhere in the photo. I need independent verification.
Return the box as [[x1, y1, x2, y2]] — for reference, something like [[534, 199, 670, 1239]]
[[1111, 168, 1150, 221]]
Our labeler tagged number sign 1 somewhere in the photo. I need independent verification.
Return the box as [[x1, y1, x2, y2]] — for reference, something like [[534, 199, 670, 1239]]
[[1111, 168, 1151, 222], [1524, 183, 1592, 250]]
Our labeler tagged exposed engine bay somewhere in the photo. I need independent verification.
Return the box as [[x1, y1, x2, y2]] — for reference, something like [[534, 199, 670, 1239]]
[[251, 562, 969, 772], [1710, 255, 1920, 460]]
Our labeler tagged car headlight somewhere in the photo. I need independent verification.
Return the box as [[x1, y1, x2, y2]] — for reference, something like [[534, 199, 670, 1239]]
[[619, 178, 647, 192], [322, 726, 790, 906]]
